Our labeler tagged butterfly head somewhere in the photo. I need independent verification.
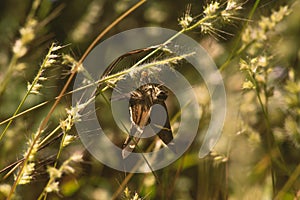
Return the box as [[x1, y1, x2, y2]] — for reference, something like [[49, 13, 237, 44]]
[[133, 84, 168, 105]]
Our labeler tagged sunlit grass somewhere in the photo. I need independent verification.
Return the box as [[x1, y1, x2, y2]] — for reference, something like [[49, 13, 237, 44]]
[[0, 0, 299, 199]]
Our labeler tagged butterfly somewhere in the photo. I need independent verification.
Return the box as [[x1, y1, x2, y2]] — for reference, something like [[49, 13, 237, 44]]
[[122, 83, 174, 158], [97, 46, 175, 158]]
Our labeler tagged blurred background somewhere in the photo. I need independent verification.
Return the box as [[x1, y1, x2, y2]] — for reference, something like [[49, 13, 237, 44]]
[[0, 0, 299, 199]]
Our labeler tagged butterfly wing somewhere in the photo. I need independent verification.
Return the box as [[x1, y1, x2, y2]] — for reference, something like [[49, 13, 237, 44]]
[[154, 101, 174, 144], [150, 101, 176, 153], [122, 92, 152, 158]]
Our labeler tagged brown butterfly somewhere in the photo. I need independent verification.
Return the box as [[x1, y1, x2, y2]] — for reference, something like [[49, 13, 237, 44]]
[[97, 46, 175, 158], [122, 83, 174, 158]]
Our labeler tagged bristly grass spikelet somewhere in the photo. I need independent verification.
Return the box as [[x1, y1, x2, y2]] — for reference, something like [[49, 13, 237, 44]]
[[178, 1, 244, 39]]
